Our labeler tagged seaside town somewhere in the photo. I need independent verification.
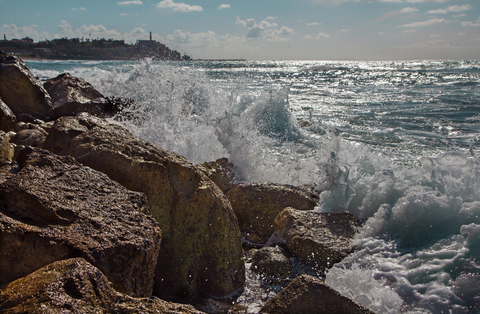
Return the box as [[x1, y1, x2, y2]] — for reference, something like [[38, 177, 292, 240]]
[[0, 32, 190, 60]]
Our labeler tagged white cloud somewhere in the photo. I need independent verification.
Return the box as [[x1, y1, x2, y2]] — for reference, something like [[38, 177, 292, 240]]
[[428, 9, 448, 14], [448, 5, 472, 12], [55, 20, 123, 40], [157, 0, 203, 12], [453, 14, 466, 18], [374, 7, 418, 23], [304, 35, 313, 39], [428, 4, 472, 14], [117, 0, 142, 4], [400, 7, 418, 14], [430, 34, 441, 38], [236, 17, 293, 40], [403, 29, 417, 33], [2, 23, 49, 41], [400, 18, 449, 27], [316, 32, 330, 39], [340, 29, 349, 32], [120, 13, 128, 16], [72, 7, 87, 11], [218, 4, 230, 10], [265, 16, 276, 20], [307, 22, 322, 26], [461, 17, 480, 27]]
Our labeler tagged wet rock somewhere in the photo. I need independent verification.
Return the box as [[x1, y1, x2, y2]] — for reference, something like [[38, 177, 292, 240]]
[[274, 207, 360, 270], [226, 182, 319, 242], [260, 274, 375, 314], [0, 131, 14, 163], [0, 98, 16, 132], [10, 128, 46, 147], [0, 56, 53, 120], [250, 246, 291, 279], [43, 73, 112, 119], [0, 257, 205, 314], [0, 148, 161, 297], [197, 157, 237, 193], [42, 113, 245, 301]]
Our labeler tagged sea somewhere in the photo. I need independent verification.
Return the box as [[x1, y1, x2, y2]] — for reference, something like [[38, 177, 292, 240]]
[[26, 59, 480, 314]]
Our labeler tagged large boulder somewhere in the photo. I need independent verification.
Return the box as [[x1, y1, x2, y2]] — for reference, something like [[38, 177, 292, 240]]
[[42, 113, 245, 301], [0, 148, 161, 297], [44, 73, 114, 119], [260, 274, 375, 314], [274, 207, 360, 270], [0, 258, 205, 314], [0, 56, 53, 120], [226, 182, 318, 241], [0, 98, 16, 132]]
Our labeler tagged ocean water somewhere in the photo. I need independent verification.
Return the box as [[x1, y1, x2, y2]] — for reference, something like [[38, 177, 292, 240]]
[[27, 59, 480, 313]]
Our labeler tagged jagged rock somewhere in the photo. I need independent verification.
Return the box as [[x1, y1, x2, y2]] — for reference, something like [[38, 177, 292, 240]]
[[0, 258, 205, 314], [42, 113, 245, 301], [260, 274, 375, 314], [0, 56, 53, 120], [197, 158, 237, 193], [225, 182, 319, 242], [10, 128, 46, 147], [43, 73, 113, 119], [0, 148, 161, 297], [274, 207, 360, 270], [0, 131, 14, 163], [250, 246, 291, 279], [0, 98, 16, 132]]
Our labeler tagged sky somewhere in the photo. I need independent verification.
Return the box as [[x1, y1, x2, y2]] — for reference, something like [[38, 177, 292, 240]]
[[1, 0, 479, 60]]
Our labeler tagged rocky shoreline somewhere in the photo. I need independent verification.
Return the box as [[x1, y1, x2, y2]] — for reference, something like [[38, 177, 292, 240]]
[[0, 49, 375, 313]]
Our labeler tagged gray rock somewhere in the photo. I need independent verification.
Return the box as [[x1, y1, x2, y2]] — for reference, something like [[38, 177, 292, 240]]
[[274, 207, 360, 270], [44, 73, 114, 119], [0, 56, 53, 120], [10, 128, 45, 147], [260, 274, 375, 314], [250, 246, 292, 279], [0, 148, 161, 297]]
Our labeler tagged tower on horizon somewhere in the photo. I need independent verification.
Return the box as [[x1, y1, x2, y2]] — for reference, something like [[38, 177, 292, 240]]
[[150, 32, 152, 41]]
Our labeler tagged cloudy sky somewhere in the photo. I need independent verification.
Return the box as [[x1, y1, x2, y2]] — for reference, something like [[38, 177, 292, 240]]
[[1, 0, 479, 60]]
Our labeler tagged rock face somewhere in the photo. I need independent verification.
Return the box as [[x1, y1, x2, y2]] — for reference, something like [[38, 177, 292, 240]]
[[42, 113, 245, 301], [260, 274, 375, 314], [0, 148, 161, 297], [0, 98, 16, 132], [226, 183, 318, 241], [274, 207, 360, 270], [44, 73, 113, 119], [0, 258, 205, 314], [250, 246, 292, 279], [0, 56, 53, 120]]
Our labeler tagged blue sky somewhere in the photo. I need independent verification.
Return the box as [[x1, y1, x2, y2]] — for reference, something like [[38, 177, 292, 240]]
[[1, 0, 479, 60]]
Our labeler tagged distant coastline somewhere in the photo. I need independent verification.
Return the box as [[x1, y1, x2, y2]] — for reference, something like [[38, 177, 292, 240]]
[[0, 33, 191, 61]]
